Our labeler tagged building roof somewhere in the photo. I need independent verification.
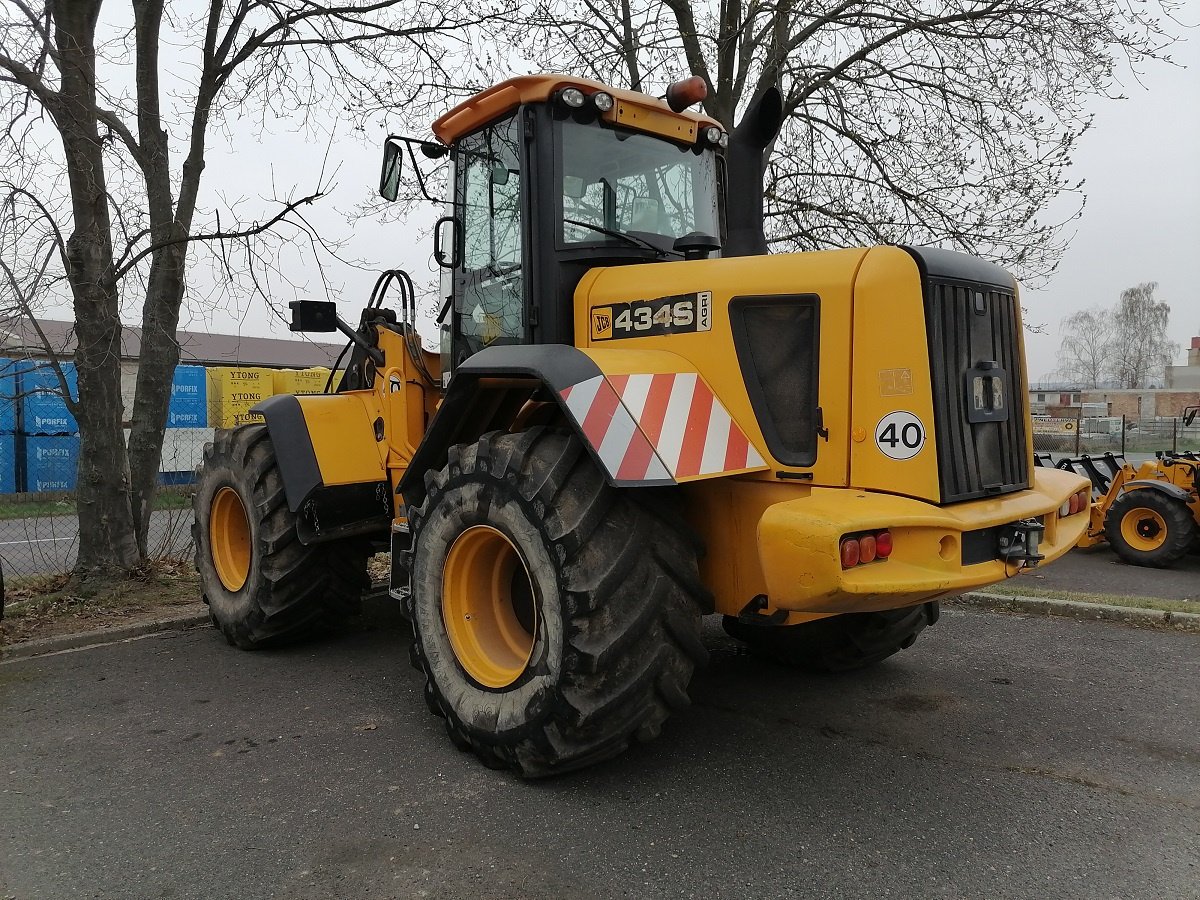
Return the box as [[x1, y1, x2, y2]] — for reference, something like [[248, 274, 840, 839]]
[[0, 318, 345, 368]]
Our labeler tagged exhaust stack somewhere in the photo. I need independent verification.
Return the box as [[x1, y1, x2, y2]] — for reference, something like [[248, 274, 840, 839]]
[[724, 85, 784, 258]]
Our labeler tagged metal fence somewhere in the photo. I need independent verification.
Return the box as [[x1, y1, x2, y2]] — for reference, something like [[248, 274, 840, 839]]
[[1031, 414, 1200, 457], [0, 428, 207, 577]]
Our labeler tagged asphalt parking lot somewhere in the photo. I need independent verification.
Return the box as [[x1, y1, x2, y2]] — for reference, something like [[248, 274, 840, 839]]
[[1, 601, 1197, 900]]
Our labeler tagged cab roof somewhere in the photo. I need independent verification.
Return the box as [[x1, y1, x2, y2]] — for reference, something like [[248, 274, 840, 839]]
[[431, 74, 721, 145]]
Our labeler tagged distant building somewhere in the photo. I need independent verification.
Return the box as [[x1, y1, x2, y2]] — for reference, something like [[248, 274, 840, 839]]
[[1166, 337, 1200, 390], [0, 318, 343, 369], [0, 317, 344, 427], [1028, 389, 1085, 416]]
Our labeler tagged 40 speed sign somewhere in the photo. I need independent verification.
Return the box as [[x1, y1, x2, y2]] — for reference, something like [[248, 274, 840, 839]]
[[875, 411, 926, 460]]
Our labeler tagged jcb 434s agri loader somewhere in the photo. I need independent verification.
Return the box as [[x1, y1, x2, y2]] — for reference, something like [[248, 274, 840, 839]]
[[194, 74, 1090, 776]]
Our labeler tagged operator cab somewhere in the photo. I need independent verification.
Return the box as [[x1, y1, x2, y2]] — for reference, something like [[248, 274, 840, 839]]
[[380, 75, 728, 378]]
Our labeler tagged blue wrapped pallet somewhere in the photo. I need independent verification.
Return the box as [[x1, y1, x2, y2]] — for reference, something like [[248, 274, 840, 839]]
[[0, 432, 15, 494], [22, 361, 78, 435], [25, 434, 79, 493], [168, 365, 207, 428]]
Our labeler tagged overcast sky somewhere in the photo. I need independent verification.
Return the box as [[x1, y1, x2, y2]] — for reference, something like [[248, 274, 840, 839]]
[[1019, 31, 1200, 384], [174, 25, 1200, 384]]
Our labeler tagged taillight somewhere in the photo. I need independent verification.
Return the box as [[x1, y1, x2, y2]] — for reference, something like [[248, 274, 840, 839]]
[[841, 530, 892, 568], [859, 534, 877, 563], [875, 530, 893, 558], [1061, 489, 1090, 517]]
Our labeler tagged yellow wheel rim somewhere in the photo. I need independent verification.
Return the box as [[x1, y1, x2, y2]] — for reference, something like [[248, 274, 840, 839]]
[[1120, 507, 1168, 552], [210, 487, 251, 591], [442, 525, 537, 689]]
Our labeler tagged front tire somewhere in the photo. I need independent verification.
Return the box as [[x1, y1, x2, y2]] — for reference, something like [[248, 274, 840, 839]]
[[193, 425, 369, 648], [1104, 489, 1195, 568], [722, 602, 939, 673], [407, 428, 709, 777]]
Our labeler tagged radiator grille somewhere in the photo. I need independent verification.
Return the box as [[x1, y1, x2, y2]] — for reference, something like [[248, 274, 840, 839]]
[[924, 280, 1029, 503]]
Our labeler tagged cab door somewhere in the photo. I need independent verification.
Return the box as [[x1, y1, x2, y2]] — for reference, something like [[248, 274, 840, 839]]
[[450, 112, 529, 370]]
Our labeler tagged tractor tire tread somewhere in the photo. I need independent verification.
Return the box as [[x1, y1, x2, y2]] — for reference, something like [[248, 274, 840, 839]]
[[722, 602, 938, 673], [1103, 489, 1195, 568], [194, 424, 368, 649], [408, 427, 705, 777]]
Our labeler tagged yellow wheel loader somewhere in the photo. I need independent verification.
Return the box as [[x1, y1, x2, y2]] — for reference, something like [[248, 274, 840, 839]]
[[1057, 444, 1200, 568], [193, 73, 1090, 776]]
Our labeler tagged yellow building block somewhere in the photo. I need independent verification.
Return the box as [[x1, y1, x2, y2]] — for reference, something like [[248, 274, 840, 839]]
[[206, 367, 274, 429], [271, 367, 331, 396]]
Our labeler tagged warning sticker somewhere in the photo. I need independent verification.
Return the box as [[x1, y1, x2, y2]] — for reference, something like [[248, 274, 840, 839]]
[[875, 411, 926, 460], [878, 368, 913, 397]]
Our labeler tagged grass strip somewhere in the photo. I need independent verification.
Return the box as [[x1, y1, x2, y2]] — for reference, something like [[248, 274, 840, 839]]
[[0, 489, 192, 521]]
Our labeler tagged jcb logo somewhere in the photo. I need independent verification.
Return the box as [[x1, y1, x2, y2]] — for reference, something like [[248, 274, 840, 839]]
[[590, 308, 613, 341]]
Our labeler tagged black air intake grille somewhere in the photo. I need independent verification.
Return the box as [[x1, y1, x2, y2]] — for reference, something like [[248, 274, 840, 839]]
[[730, 295, 820, 467], [925, 280, 1029, 503]]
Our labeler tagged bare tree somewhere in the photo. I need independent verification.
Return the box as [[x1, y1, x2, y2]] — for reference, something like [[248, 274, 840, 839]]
[[1111, 281, 1176, 389], [507, 0, 1179, 281], [1056, 305, 1115, 389], [0, 1, 501, 577]]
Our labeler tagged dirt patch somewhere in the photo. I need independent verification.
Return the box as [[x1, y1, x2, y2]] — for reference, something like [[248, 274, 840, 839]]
[[0, 560, 203, 647]]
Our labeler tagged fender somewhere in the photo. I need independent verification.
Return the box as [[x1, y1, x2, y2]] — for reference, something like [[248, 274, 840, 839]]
[[1121, 480, 1193, 503], [254, 393, 392, 544], [399, 344, 768, 507]]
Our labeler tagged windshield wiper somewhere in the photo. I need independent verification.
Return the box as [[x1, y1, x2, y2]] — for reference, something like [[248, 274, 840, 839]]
[[563, 218, 680, 258]]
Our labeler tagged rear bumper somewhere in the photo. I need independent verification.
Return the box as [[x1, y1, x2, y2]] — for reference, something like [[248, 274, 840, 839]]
[[757, 467, 1090, 614]]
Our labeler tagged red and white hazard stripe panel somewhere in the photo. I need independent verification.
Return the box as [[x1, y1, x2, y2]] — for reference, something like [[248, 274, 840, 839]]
[[558, 373, 767, 484]]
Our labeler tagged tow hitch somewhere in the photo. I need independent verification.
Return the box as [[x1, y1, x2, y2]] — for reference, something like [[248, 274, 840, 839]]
[[999, 518, 1046, 569]]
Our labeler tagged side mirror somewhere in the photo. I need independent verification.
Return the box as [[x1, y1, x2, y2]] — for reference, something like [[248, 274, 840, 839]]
[[491, 164, 510, 186], [289, 299, 339, 333], [379, 139, 403, 201], [1184, 407, 1198, 427], [433, 216, 460, 269]]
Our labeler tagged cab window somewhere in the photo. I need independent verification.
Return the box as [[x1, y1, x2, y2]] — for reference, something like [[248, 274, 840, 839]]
[[455, 114, 525, 360]]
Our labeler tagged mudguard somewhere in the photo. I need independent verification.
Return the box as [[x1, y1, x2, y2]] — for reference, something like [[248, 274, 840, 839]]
[[1122, 480, 1192, 502], [253, 393, 392, 544], [398, 344, 767, 506]]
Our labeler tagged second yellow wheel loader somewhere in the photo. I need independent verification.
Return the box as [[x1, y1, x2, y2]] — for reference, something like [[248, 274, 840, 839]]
[[193, 73, 1090, 776]]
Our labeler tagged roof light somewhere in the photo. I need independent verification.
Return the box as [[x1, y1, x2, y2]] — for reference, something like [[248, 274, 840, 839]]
[[704, 125, 722, 145], [592, 91, 614, 112], [559, 87, 586, 109], [718, 132, 729, 149], [665, 76, 707, 112]]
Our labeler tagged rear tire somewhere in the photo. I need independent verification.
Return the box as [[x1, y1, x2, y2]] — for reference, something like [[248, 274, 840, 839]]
[[1103, 489, 1195, 568], [193, 425, 369, 649], [407, 428, 709, 777], [722, 602, 939, 673]]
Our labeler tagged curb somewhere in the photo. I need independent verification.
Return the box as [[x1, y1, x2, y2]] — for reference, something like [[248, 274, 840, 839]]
[[1, 608, 211, 662], [953, 592, 1200, 633]]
